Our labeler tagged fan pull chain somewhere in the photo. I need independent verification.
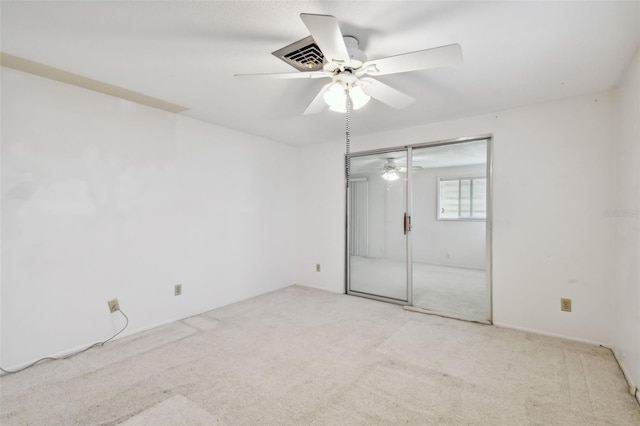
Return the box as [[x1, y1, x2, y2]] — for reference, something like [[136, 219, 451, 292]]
[[345, 91, 352, 188]]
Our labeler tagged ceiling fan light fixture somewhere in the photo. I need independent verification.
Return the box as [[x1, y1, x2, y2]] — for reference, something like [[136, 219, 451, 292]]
[[323, 82, 346, 108], [324, 81, 371, 113], [381, 169, 400, 181], [349, 85, 371, 110]]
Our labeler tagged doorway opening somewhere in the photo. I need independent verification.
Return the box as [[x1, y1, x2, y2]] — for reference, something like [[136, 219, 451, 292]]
[[346, 136, 492, 323]]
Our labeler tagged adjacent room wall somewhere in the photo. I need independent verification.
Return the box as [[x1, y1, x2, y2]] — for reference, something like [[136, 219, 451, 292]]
[[296, 90, 615, 345], [612, 49, 640, 394], [0, 68, 296, 369]]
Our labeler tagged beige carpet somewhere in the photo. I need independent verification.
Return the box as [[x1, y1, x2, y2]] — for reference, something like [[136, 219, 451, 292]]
[[1, 285, 638, 425]]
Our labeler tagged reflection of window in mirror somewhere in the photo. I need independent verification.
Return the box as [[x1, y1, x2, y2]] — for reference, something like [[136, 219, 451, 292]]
[[438, 177, 486, 220]]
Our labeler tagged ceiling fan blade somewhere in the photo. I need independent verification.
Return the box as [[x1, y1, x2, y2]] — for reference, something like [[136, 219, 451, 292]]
[[303, 85, 329, 115], [363, 78, 415, 109], [235, 71, 329, 80], [300, 13, 351, 67], [362, 44, 462, 76]]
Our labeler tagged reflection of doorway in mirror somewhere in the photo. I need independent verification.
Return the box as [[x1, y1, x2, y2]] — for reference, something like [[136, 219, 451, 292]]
[[349, 178, 368, 257]]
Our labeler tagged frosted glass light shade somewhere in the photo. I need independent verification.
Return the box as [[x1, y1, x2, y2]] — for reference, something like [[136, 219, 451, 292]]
[[324, 82, 371, 113], [323, 83, 346, 108], [349, 85, 370, 110]]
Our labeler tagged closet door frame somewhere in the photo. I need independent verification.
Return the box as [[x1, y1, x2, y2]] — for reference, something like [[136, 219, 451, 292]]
[[345, 134, 493, 323]]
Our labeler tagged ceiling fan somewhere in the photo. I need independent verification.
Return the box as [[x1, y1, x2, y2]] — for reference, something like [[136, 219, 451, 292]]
[[235, 13, 463, 114]]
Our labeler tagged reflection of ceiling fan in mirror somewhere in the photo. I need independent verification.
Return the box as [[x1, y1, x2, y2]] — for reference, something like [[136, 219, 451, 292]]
[[235, 13, 463, 114], [381, 158, 422, 181]]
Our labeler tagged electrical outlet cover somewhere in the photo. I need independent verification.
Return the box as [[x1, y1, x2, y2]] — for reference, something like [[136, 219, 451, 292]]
[[108, 298, 119, 313]]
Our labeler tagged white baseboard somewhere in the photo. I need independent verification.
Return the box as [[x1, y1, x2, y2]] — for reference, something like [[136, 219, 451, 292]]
[[492, 322, 607, 347], [609, 347, 638, 401]]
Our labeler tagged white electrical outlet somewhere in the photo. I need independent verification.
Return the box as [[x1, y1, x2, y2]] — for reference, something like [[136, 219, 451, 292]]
[[108, 298, 119, 313], [175, 284, 182, 296], [316, 264, 321, 272]]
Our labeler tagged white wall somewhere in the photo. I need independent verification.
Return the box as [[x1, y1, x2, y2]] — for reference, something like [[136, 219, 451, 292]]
[[295, 141, 346, 292], [0, 68, 296, 369], [612, 49, 640, 394], [296, 90, 615, 345]]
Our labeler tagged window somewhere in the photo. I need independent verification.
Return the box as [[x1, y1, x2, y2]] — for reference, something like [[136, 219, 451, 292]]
[[438, 177, 486, 220]]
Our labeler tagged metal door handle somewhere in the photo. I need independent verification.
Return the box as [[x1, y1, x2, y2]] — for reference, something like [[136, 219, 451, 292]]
[[404, 213, 411, 235], [403, 213, 407, 235]]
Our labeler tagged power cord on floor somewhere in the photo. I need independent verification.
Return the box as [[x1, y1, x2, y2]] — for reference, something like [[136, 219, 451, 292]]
[[0, 309, 129, 375]]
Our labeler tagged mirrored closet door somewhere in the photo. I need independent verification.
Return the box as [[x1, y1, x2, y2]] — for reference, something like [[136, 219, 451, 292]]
[[348, 150, 409, 303], [347, 138, 491, 322]]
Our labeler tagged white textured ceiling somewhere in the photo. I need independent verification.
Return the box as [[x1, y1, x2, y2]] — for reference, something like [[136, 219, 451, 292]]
[[2, 1, 639, 145]]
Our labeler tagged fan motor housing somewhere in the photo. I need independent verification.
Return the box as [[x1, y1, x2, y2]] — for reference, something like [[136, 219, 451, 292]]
[[343, 36, 367, 65]]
